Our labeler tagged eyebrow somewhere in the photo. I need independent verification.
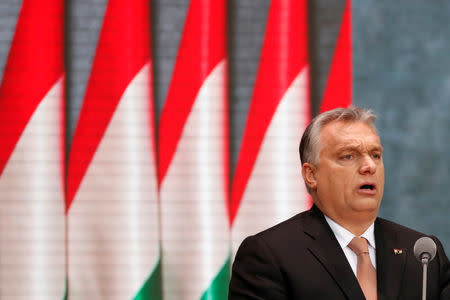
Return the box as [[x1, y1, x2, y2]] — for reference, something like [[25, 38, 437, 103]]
[[335, 144, 383, 153]]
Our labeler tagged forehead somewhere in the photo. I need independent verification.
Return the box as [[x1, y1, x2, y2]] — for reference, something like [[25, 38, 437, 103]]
[[320, 121, 381, 149]]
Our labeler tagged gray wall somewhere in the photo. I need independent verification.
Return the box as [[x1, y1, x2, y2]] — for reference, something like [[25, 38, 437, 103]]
[[353, 1, 450, 251], [0, 0, 448, 252]]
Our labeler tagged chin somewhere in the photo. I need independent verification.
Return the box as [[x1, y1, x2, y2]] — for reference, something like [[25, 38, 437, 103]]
[[353, 198, 380, 212]]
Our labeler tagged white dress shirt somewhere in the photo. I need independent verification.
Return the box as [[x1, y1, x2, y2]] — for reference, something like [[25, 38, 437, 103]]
[[324, 215, 377, 276]]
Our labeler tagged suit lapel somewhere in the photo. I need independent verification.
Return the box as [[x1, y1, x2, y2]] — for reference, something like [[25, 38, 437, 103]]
[[375, 218, 408, 300], [304, 206, 366, 300]]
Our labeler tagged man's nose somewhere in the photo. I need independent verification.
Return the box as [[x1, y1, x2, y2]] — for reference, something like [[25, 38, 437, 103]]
[[359, 155, 376, 175]]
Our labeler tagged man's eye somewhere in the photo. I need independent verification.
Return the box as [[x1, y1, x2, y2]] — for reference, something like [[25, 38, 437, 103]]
[[343, 154, 353, 160], [372, 153, 381, 159]]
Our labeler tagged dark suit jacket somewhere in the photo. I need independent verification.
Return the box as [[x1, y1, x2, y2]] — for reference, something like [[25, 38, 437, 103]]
[[229, 205, 450, 300]]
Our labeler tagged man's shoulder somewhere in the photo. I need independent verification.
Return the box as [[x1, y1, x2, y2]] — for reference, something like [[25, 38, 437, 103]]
[[251, 209, 316, 243], [375, 216, 436, 246], [236, 209, 317, 263], [376, 217, 428, 236]]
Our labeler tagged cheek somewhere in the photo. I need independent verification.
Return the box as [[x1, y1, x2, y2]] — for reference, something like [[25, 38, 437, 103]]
[[377, 164, 385, 182], [324, 171, 348, 191], [335, 169, 359, 196], [337, 169, 355, 184], [342, 175, 356, 194], [379, 172, 385, 183], [378, 170, 385, 193], [316, 172, 334, 194]]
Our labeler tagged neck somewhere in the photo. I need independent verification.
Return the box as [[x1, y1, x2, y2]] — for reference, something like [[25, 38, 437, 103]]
[[338, 218, 374, 236], [313, 204, 377, 236]]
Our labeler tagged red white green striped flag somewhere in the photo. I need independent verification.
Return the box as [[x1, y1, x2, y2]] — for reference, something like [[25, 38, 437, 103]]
[[320, 0, 352, 112], [66, 0, 160, 299], [0, 0, 65, 298], [230, 0, 310, 254], [158, 0, 229, 299]]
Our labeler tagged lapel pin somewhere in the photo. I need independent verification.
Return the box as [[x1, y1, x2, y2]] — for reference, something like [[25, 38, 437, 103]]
[[394, 249, 403, 255]]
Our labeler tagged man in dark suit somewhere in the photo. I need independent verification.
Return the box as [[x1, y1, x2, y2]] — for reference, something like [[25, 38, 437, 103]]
[[229, 107, 450, 299]]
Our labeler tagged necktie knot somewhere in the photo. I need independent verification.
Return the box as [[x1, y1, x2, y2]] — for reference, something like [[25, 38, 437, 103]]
[[348, 237, 369, 256]]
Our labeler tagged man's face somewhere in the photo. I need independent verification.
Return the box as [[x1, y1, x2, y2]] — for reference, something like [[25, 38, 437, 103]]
[[306, 121, 385, 225]]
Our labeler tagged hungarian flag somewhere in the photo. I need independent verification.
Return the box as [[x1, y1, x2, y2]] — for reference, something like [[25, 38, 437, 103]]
[[158, 0, 229, 299], [66, 1, 160, 299], [320, 0, 352, 112], [230, 0, 310, 254], [0, 0, 65, 298]]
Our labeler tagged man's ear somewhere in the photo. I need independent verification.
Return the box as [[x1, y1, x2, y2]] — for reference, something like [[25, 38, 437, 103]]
[[302, 163, 317, 190]]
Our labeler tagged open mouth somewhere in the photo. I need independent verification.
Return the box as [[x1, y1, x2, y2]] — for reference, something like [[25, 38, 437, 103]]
[[359, 184, 375, 191]]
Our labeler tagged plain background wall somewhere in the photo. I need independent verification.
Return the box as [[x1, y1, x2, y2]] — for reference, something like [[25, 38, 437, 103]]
[[0, 0, 448, 252], [353, 1, 450, 251]]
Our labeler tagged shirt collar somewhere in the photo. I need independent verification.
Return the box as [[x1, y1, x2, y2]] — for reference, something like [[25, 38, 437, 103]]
[[324, 215, 376, 249]]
